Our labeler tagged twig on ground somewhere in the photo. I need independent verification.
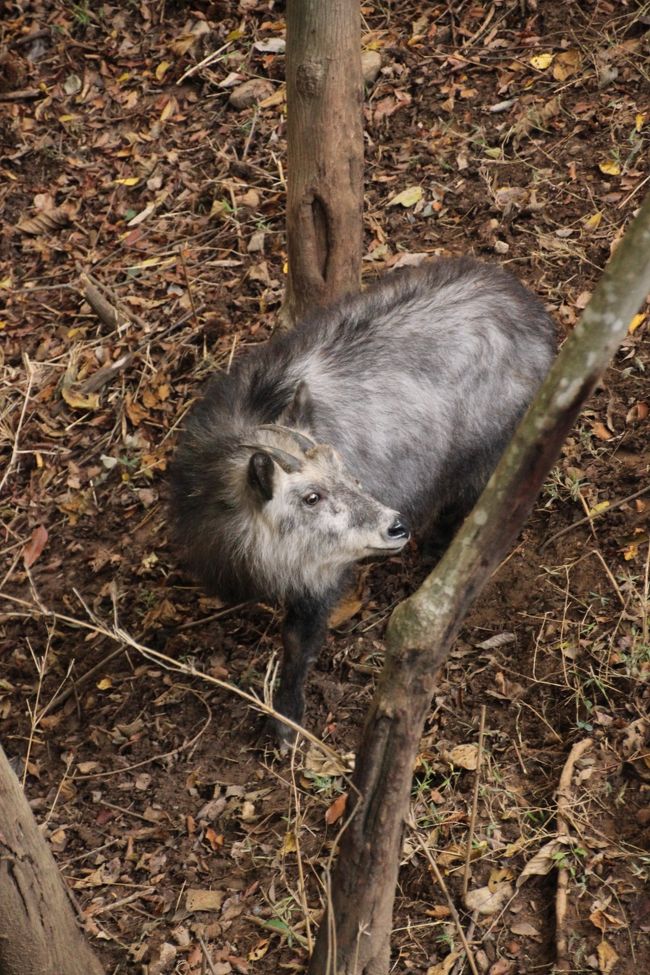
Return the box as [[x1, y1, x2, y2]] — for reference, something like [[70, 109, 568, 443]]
[[176, 603, 251, 631], [76, 685, 212, 781], [0, 354, 34, 495], [540, 484, 650, 551], [197, 934, 220, 975], [0, 88, 45, 102], [37, 642, 117, 716], [87, 887, 156, 918], [80, 274, 121, 330], [0, 589, 349, 772], [78, 272, 200, 393], [12, 28, 51, 47], [177, 40, 233, 84], [288, 742, 314, 954], [408, 820, 480, 975], [555, 738, 593, 973], [462, 705, 487, 899]]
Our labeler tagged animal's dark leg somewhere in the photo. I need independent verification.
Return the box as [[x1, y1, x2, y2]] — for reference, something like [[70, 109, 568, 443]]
[[421, 500, 473, 563], [269, 593, 335, 746]]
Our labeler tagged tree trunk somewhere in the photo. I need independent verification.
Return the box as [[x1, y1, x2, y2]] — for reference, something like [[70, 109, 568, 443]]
[[0, 746, 105, 975], [309, 195, 650, 975], [283, 0, 364, 324]]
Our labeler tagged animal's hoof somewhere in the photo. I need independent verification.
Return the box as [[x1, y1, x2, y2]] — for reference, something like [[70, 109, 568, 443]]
[[265, 714, 299, 754]]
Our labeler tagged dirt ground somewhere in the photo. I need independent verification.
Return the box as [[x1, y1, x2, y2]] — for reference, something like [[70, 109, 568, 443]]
[[1, 2, 649, 974]]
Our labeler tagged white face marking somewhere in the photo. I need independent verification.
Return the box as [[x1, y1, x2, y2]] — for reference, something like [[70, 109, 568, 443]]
[[241, 451, 406, 599]]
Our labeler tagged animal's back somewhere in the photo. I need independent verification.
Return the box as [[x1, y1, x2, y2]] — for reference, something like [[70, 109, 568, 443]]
[[230, 257, 555, 525], [175, 257, 555, 567]]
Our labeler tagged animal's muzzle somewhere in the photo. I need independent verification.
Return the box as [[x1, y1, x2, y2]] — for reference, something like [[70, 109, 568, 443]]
[[386, 518, 410, 542]]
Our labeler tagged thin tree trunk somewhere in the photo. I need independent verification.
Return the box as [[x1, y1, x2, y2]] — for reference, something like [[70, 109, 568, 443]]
[[283, 0, 363, 325], [309, 196, 650, 975], [0, 746, 105, 975]]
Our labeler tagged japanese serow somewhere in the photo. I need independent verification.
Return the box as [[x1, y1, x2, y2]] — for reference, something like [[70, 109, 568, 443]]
[[171, 257, 555, 742]]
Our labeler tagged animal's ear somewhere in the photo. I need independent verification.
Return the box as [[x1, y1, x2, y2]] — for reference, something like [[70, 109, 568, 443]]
[[283, 381, 313, 427], [247, 451, 275, 502]]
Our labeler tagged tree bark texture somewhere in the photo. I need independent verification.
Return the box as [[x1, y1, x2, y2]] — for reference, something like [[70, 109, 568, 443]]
[[309, 195, 650, 975], [0, 746, 105, 975], [284, 0, 363, 324]]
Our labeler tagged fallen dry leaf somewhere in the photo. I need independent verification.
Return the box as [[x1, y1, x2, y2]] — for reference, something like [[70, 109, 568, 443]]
[[61, 385, 101, 411], [387, 185, 423, 208], [325, 792, 348, 825], [447, 743, 479, 770], [426, 951, 460, 975], [517, 839, 565, 886], [22, 524, 48, 568], [599, 160, 621, 176], [589, 908, 625, 932], [530, 53, 554, 70], [597, 938, 619, 974], [185, 888, 224, 913], [465, 882, 513, 915]]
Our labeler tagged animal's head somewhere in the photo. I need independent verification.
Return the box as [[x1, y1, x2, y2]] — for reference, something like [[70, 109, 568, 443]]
[[235, 424, 409, 599]]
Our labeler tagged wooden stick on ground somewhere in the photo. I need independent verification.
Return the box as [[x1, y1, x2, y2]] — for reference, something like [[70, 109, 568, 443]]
[[555, 738, 592, 972], [463, 705, 487, 900]]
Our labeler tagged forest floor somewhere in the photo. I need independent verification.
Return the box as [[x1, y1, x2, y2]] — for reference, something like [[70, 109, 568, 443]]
[[1, 1, 649, 974]]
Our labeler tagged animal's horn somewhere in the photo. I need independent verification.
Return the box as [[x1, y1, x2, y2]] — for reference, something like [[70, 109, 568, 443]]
[[241, 444, 303, 474], [258, 424, 317, 453]]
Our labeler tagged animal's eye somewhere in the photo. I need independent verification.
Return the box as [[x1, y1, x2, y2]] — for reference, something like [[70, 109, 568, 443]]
[[303, 491, 321, 507]]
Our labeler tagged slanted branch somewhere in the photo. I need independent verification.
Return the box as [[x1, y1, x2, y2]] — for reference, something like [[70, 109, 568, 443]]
[[308, 195, 650, 975]]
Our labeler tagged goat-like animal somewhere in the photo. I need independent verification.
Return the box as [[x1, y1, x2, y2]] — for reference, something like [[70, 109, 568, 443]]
[[171, 258, 555, 741]]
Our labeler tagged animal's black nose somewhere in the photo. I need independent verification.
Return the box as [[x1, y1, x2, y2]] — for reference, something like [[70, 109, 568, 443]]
[[387, 518, 410, 540]]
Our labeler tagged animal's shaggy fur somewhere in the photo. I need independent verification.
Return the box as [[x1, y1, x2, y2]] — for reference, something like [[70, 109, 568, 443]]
[[170, 257, 555, 734]]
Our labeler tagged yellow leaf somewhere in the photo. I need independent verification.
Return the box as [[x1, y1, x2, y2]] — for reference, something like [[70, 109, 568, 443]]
[[426, 952, 460, 975], [226, 28, 243, 42], [97, 677, 113, 691], [248, 939, 270, 961], [117, 72, 130, 83], [155, 61, 171, 81], [504, 837, 526, 858], [584, 211, 603, 230], [589, 500, 610, 516], [488, 868, 514, 890], [61, 386, 100, 411], [530, 53, 554, 70], [160, 99, 175, 122], [598, 160, 621, 176], [597, 939, 619, 974], [258, 86, 286, 108], [628, 312, 646, 334], [282, 831, 297, 854], [623, 542, 638, 561], [636, 113, 646, 132], [387, 185, 423, 208], [0, 276, 12, 289], [58, 114, 78, 122], [114, 176, 140, 186]]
